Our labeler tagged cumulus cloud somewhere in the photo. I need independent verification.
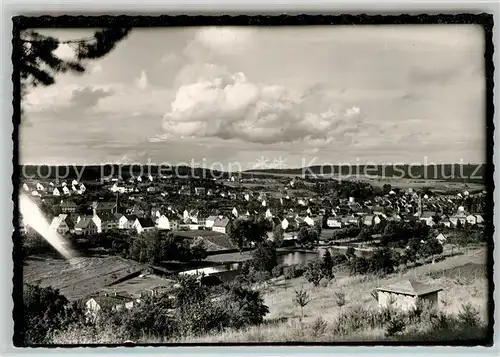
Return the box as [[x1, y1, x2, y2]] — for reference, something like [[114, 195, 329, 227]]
[[69, 86, 113, 110], [158, 71, 362, 145]]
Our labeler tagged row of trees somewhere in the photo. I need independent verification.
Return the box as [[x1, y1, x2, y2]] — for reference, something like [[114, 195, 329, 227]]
[[22, 229, 208, 264]]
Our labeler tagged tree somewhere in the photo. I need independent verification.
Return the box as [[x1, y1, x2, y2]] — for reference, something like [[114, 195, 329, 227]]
[[345, 246, 356, 260], [383, 184, 392, 195], [369, 248, 396, 275], [305, 259, 323, 287], [293, 287, 311, 320], [358, 227, 373, 242], [252, 242, 278, 273], [23, 284, 84, 344], [16, 28, 131, 98], [272, 224, 284, 248], [321, 250, 335, 281]]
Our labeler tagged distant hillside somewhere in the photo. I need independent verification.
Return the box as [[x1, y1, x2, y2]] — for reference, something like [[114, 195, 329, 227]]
[[17, 163, 487, 184], [245, 164, 487, 183]]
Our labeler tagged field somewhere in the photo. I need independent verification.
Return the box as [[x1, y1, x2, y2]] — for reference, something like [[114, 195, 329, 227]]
[[242, 171, 485, 193], [23, 255, 146, 301]]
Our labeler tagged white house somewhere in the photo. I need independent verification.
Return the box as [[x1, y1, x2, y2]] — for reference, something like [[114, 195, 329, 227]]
[[466, 214, 477, 225], [53, 188, 61, 196], [244, 193, 250, 201], [74, 218, 98, 235], [281, 218, 289, 230], [118, 215, 137, 230], [49, 214, 74, 234], [36, 183, 45, 191], [304, 216, 315, 227], [475, 215, 484, 224], [327, 217, 342, 228], [31, 190, 41, 197], [261, 200, 267, 207], [231, 207, 239, 218], [436, 233, 447, 245], [132, 218, 156, 234], [212, 217, 230, 234], [62, 186, 71, 195], [156, 215, 179, 230], [71, 179, 79, 186], [93, 213, 118, 233], [205, 216, 217, 229], [376, 279, 442, 312], [265, 209, 273, 219], [23, 183, 29, 191]]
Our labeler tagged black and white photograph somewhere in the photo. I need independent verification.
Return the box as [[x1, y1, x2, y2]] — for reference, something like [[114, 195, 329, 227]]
[[13, 15, 494, 346]]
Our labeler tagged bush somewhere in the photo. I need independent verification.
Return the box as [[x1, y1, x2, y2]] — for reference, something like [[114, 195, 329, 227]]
[[457, 303, 481, 327], [385, 315, 406, 337], [284, 264, 306, 280], [334, 292, 346, 307], [272, 264, 285, 278], [310, 316, 328, 337]]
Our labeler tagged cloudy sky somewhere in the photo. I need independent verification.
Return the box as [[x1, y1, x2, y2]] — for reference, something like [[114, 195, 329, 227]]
[[20, 25, 485, 169]]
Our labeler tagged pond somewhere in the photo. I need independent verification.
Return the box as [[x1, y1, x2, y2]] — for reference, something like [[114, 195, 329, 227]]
[[179, 247, 374, 278]]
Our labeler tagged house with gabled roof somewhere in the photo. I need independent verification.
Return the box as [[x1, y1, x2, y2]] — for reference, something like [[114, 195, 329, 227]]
[[133, 217, 156, 234], [60, 200, 78, 213], [49, 214, 74, 234], [74, 217, 98, 235], [376, 279, 442, 312], [118, 215, 137, 230], [212, 216, 230, 234], [93, 212, 118, 233], [156, 213, 180, 230]]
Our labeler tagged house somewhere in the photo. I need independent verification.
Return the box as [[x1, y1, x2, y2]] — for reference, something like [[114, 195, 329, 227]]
[[449, 214, 467, 227], [93, 212, 118, 233], [60, 200, 78, 213], [49, 214, 74, 234], [74, 217, 98, 235], [304, 216, 315, 227], [92, 201, 118, 215], [327, 216, 342, 228], [441, 217, 452, 228], [85, 293, 138, 319], [156, 214, 179, 230], [133, 218, 156, 234], [118, 215, 137, 230], [23, 183, 30, 191], [376, 279, 443, 312], [62, 186, 71, 195], [475, 214, 484, 224], [436, 233, 447, 245], [205, 215, 217, 229], [466, 214, 477, 225], [53, 188, 61, 196], [363, 215, 376, 226], [212, 216, 230, 234], [36, 183, 45, 191], [231, 207, 239, 218], [265, 209, 273, 219], [194, 187, 206, 196]]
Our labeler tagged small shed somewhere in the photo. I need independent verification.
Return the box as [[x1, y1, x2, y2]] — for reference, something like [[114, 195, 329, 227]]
[[376, 279, 442, 312]]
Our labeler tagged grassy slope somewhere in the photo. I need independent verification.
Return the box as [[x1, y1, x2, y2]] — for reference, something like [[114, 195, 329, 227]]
[[52, 247, 488, 343]]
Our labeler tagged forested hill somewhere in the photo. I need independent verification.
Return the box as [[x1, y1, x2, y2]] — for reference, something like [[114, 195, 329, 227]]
[[246, 164, 486, 183], [18, 163, 486, 183]]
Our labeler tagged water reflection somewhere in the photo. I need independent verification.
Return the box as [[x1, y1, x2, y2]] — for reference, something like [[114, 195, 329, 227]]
[[180, 248, 373, 278]]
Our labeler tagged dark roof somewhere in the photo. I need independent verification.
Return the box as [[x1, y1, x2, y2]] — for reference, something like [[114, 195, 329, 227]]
[[213, 217, 230, 227], [137, 217, 155, 228], [94, 202, 117, 210], [75, 218, 95, 229], [96, 212, 118, 221], [377, 279, 442, 296], [90, 294, 132, 308], [60, 200, 77, 208]]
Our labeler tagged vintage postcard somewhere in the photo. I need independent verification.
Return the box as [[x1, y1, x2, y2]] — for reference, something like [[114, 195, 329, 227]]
[[12, 15, 494, 346]]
